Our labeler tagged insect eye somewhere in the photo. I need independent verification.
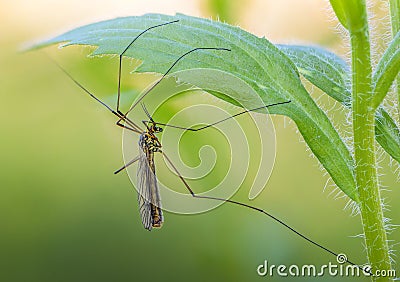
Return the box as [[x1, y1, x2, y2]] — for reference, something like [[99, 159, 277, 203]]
[[156, 127, 163, 132]]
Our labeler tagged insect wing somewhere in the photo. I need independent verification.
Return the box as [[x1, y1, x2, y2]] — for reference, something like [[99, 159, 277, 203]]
[[137, 147, 163, 230]]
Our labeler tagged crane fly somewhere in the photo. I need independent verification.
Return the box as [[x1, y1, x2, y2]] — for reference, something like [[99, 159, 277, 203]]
[[135, 105, 164, 229], [51, 19, 368, 273]]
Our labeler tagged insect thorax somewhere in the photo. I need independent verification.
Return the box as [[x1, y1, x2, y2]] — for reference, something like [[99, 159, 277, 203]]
[[139, 132, 162, 153]]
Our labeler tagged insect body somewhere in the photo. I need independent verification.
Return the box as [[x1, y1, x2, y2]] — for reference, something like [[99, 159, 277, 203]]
[[137, 122, 163, 230]]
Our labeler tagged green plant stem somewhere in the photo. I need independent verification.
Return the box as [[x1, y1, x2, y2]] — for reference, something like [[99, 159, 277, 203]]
[[389, 0, 400, 122], [390, 0, 400, 33], [351, 3, 392, 280]]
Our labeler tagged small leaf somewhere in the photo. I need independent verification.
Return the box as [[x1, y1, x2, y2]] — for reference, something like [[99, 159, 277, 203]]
[[375, 108, 400, 163], [279, 44, 400, 164], [372, 31, 400, 109], [329, 0, 350, 30], [34, 13, 359, 201], [329, 0, 367, 32]]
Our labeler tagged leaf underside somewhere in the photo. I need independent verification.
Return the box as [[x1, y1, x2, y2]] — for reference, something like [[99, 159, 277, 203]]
[[34, 13, 359, 201]]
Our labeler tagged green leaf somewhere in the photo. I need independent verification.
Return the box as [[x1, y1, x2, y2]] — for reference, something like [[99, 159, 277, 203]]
[[329, 0, 350, 30], [278, 45, 351, 105], [279, 44, 400, 164], [329, 0, 368, 32], [34, 13, 359, 201], [375, 108, 400, 163], [372, 31, 400, 109]]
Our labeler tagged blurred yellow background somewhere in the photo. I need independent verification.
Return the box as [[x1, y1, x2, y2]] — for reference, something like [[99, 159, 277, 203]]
[[1, 0, 398, 281]]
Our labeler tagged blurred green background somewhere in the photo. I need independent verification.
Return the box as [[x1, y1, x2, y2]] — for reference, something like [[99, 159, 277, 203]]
[[1, 0, 398, 281]]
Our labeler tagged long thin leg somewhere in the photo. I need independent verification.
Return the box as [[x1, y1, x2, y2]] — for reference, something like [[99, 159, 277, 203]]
[[116, 120, 142, 133], [118, 47, 231, 123], [50, 56, 143, 134], [116, 20, 179, 113], [145, 100, 291, 132], [161, 151, 367, 273], [114, 155, 140, 174]]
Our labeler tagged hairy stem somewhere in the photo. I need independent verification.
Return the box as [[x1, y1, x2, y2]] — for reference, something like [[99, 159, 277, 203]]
[[351, 1, 392, 280]]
